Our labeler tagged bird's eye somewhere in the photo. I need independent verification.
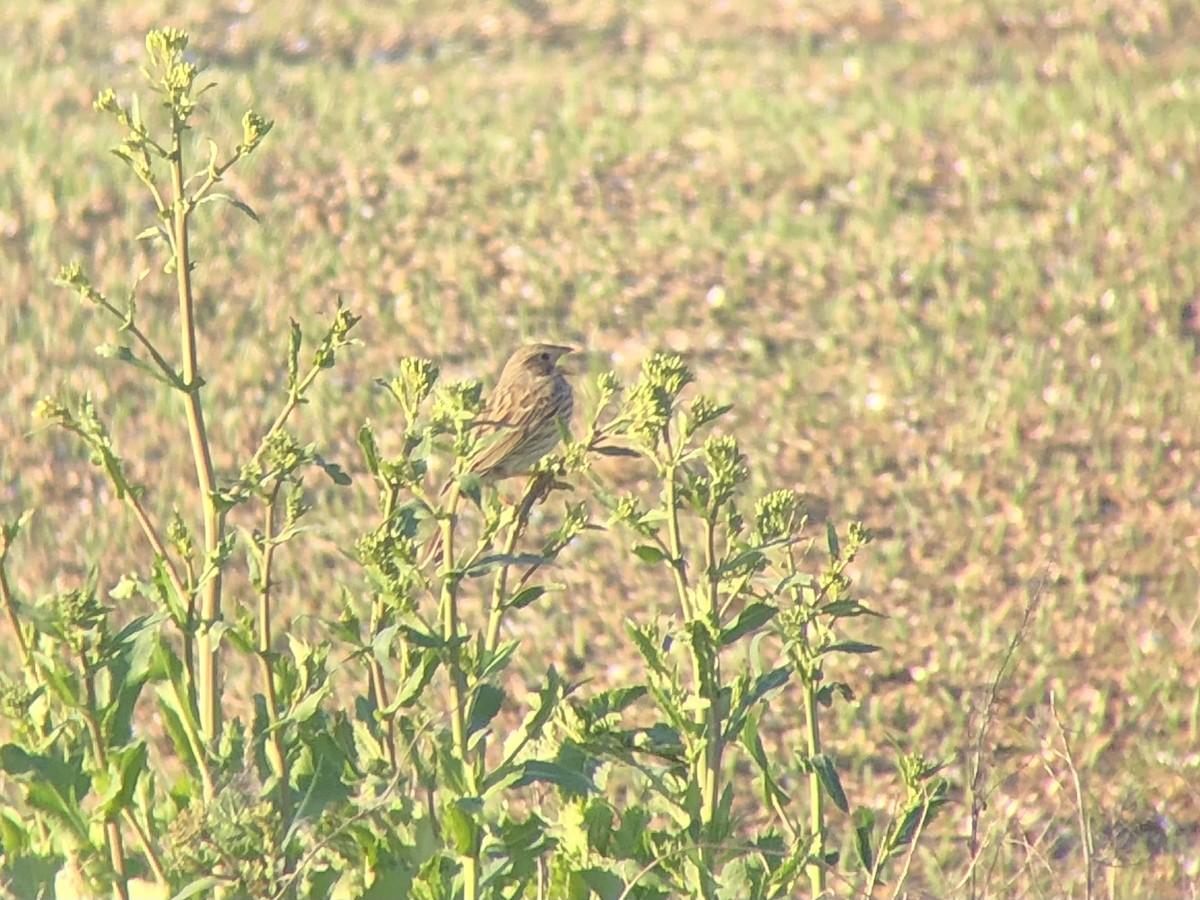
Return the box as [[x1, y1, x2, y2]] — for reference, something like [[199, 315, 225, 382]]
[[540, 351, 550, 361]]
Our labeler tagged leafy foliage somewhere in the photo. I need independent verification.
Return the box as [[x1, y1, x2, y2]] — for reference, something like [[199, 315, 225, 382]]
[[0, 26, 945, 900]]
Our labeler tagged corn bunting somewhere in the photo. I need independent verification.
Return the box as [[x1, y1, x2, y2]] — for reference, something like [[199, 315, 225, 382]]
[[462, 342, 574, 483], [426, 344, 574, 566]]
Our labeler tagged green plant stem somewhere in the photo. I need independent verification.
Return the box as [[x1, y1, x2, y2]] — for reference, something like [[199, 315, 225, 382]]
[[121, 808, 168, 890], [367, 592, 399, 770], [484, 522, 519, 657], [79, 653, 131, 900], [660, 458, 693, 619], [233, 366, 329, 503], [161, 658, 217, 800], [437, 513, 480, 900], [122, 489, 196, 706], [168, 126, 224, 752], [366, 482, 400, 769], [88, 290, 181, 389], [484, 478, 545, 654], [0, 560, 32, 671], [257, 488, 291, 813], [801, 649, 826, 897], [698, 516, 724, 863], [660, 430, 718, 900]]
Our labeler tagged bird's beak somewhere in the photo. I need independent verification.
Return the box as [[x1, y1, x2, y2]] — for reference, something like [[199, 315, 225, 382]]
[[553, 345, 579, 372]]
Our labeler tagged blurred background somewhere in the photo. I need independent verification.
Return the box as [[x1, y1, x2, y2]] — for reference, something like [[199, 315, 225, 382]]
[[1, 2, 1198, 893]]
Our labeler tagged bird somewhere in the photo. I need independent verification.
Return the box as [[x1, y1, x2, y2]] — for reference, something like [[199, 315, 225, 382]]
[[425, 343, 574, 568], [460, 342, 575, 483]]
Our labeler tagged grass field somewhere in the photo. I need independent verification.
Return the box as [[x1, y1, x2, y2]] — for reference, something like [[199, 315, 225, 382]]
[[2, 1, 1199, 895]]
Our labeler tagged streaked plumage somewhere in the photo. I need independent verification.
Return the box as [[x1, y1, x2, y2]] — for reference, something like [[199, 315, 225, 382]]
[[464, 343, 574, 481], [425, 344, 574, 566]]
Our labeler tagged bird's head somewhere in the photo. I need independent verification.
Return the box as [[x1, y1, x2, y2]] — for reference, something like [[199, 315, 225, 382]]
[[507, 343, 574, 377]]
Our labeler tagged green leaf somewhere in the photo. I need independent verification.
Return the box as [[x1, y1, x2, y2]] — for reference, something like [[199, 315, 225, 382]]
[[154, 674, 202, 776], [360, 863, 414, 900], [511, 760, 596, 795], [580, 867, 625, 900], [462, 552, 550, 577], [287, 320, 303, 391], [0, 745, 88, 805], [507, 585, 545, 610], [194, 191, 260, 221], [444, 800, 480, 855], [0, 744, 37, 778], [720, 602, 777, 646], [590, 685, 648, 717], [134, 224, 169, 243], [815, 680, 855, 707], [315, 454, 352, 485], [826, 521, 840, 558], [776, 571, 816, 593], [98, 741, 148, 821], [725, 666, 791, 740], [293, 732, 352, 821], [0, 852, 63, 900], [389, 648, 440, 710], [96, 343, 175, 386], [811, 753, 849, 813], [594, 443, 640, 457], [626, 622, 664, 672], [170, 876, 225, 900], [821, 640, 880, 656], [822, 598, 885, 618], [401, 625, 448, 649], [854, 807, 876, 870], [716, 547, 766, 578], [26, 781, 89, 843], [632, 544, 667, 564], [467, 684, 504, 740], [478, 640, 518, 680], [287, 682, 331, 724]]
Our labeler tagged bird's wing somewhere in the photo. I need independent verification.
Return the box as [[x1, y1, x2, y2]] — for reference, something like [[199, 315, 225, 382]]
[[467, 379, 555, 475]]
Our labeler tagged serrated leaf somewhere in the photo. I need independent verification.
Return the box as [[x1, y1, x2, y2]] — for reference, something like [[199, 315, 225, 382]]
[[593, 685, 647, 717], [315, 454, 352, 485]]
